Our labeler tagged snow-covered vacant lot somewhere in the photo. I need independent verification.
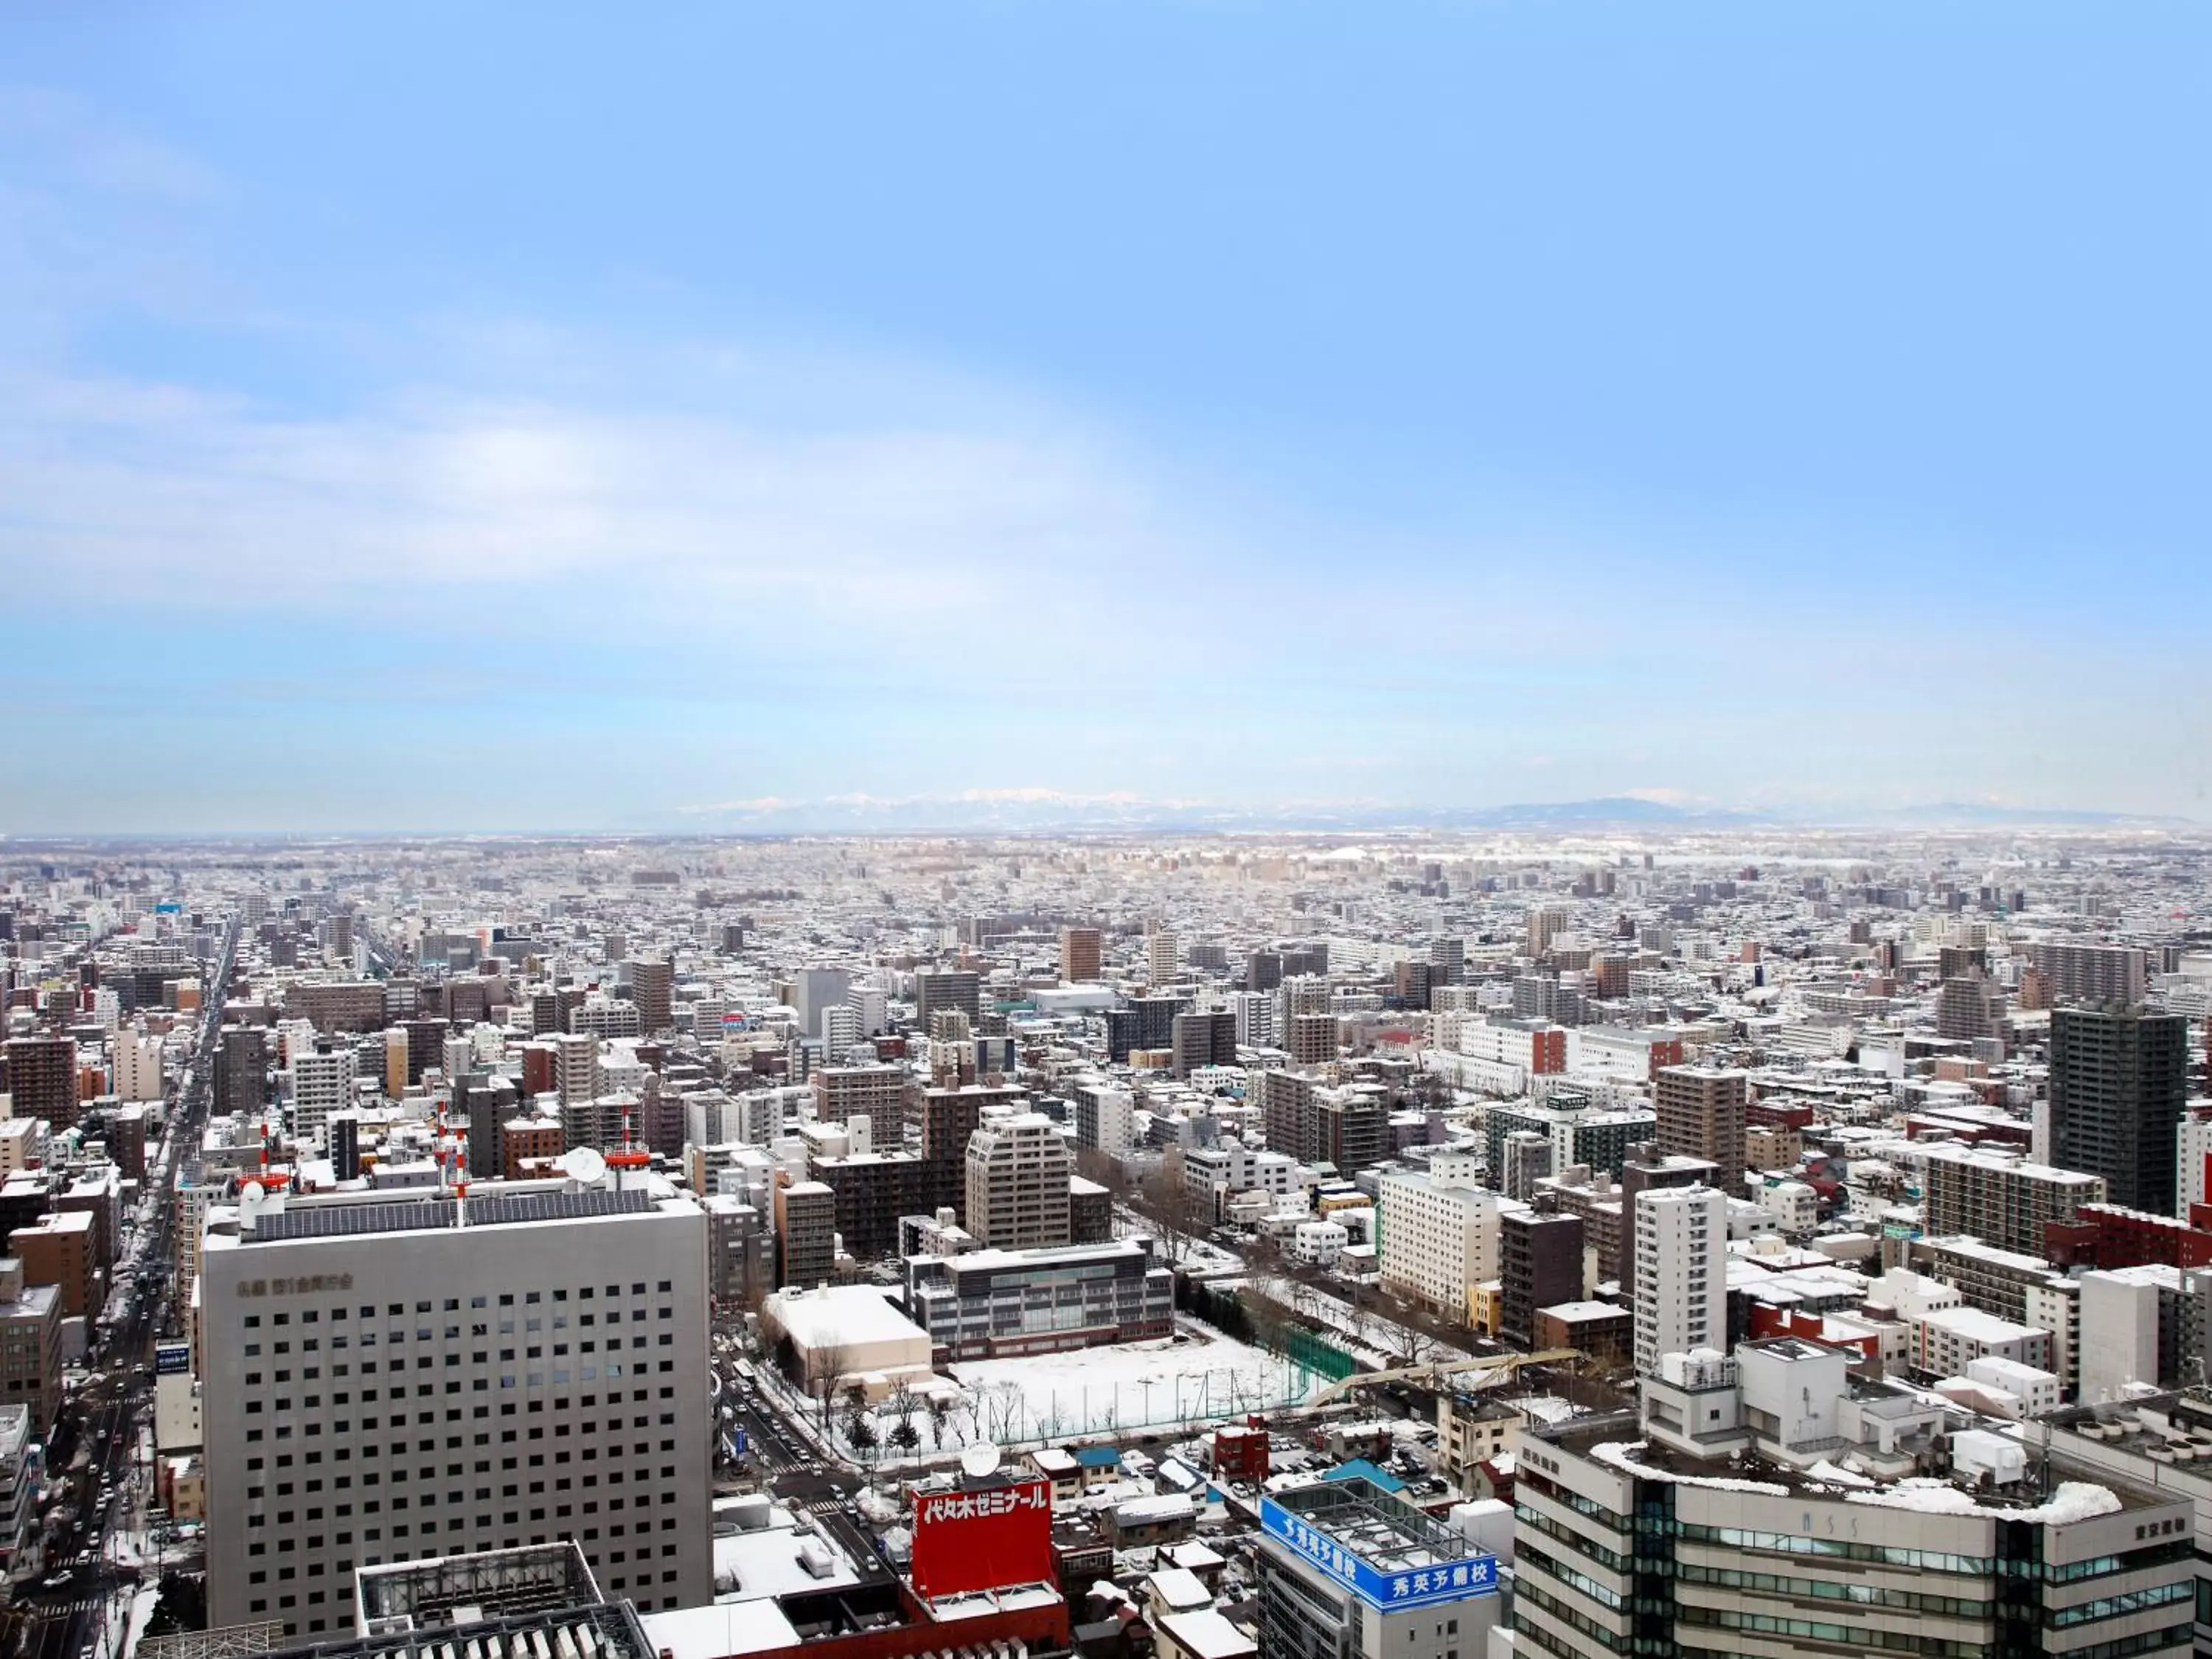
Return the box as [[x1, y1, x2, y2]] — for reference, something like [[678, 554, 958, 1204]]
[[944, 1321, 1307, 1444]]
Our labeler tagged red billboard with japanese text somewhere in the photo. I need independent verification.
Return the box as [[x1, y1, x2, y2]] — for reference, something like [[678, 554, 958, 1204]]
[[909, 1476, 1054, 1599]]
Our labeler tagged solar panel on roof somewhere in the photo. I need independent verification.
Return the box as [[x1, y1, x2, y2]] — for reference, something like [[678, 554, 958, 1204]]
[[251, 1199, 459, 1243], [462, 1187, 652, 1228]]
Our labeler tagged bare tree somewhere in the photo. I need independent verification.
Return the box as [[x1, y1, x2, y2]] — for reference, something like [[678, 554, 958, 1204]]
[[886, 1378, 922, 1454], [1074, 1146, 1133, 1200], [1135, 1164, 1201, 1265], [1381, 1303, 1440, 1370], [925, 1394, 953, 1450], [805, 1338, 850, 1426], [986, 1380, 1027, 1444]]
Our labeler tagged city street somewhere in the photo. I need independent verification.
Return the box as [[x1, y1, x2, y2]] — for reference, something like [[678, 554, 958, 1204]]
[[16, 920, 234, 1659]]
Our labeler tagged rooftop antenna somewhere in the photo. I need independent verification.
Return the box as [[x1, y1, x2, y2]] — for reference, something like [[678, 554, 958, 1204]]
[[608, 1099, 651, 1189]]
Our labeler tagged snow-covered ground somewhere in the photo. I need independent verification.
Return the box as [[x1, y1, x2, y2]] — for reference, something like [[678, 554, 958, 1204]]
[[119, 1584, 161, 1659], [947, 1324, 1303, 1442], [779, 1321, 1314, 1468]]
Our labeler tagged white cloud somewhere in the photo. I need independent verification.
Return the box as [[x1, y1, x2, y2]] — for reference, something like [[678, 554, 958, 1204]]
[[0, 363, 1209, 671]]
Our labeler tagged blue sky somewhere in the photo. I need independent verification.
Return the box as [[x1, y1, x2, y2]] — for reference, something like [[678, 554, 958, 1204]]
[[3, 2, 2207, 831]]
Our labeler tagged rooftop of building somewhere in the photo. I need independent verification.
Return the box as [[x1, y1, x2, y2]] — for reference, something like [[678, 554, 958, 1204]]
[[1266, 1474, 1490, 1576], [927, 1238, 1155, 1276], [1543, 1382, 2164, 1523], [204, 1175, 697, 1253], [762, 1284, 928, 1349], [355, 1543, 602, 1635]]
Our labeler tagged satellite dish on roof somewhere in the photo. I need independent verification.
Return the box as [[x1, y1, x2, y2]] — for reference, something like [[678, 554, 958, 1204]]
[[961, 1442, 1001, 1480], [562, 1147, 607, 1188]]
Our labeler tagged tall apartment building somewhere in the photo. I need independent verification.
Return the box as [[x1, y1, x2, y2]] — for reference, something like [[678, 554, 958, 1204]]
[[282, 981, 389, 1035], [1485, 1098, 1658, 1183], [2051, 1006, 2190, 1213], [2032, 940, 2148, 1009], [909, 1082, 1021, 1220], [1284, 1013, 1338, 1067], [1526, 904, 1570, 959], [1935, 970, 2008, 1045], [1653, 1065, 1747, 1192], [806, 1146, 925, 1263], [1257, 1069, 1315, 1158], [1105, 995, 1180, 1064], [1257, 1071, 1385, 1173], [819, 1004, 862, 1061], [198, 1180, 713, 1637], [1228, 990, 1276, 1048], [456, 1072, 521, 1181], [1633, 1183, 1723, 1377], [812, 1065, 908, 1151], [113, 1029, 165, 1103], [913, 970, 981, 1030], [0, 1259, 60, 1434], [217, 1026, 269, 1119], [1146, 929, 1181, 987], [1499, 1130, 1554, 1202], [1245, 950, 1283, 993], [1169, 1010, 1237, 1079], [626, 959, 672, 1037], [1, 1039, 77, 1133], [1920, 1142, 2107, 1257], [773, 1180, 835, 1288], [1377, 1168, 1501, 1319], [1057, 926, 1102, 985], [1071, 1079, 1135, 1157], [552, 1033, 597, 1110], [1499, 1197, 1584, 1349], [290, 1043, 355, 1140], [11, 1210, 96, 1319], [844, 982, 888, 1038], [963, 1113, 1071, 1249]]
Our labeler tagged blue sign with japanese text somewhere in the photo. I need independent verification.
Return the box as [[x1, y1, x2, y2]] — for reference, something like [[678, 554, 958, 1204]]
[[1260, 1495, 1498, 1609]]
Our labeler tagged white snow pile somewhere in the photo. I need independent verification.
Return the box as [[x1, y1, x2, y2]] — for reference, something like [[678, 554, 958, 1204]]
[[1804, 1458, 1875, 1488], [1844, 1478, 2122, 1523], [1588, 1442, 1789, 1496]]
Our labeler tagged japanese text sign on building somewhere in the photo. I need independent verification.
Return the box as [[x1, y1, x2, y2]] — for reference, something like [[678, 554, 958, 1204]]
[[1260, 1495, 1498, 1610], [911, 1476, 1054, 1600]]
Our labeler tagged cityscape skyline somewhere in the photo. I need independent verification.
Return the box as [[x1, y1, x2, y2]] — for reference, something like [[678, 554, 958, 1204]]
[[5, 4, 2209, 830]]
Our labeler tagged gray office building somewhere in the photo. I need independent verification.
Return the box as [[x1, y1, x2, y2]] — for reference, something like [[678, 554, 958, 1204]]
[[199, 1179, 712, 1638]]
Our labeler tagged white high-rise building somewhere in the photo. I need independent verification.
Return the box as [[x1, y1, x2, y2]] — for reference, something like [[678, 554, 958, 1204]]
[[198, 1177, 713, 1637], [2178, 1110, 2212, 1214], [964, 1112, 1072, 1248], [113, 1028, 166, 1103], [1377, 1167, 1502, 1319], [1147, 929, 1181, 987], [1230, 990, 1277, 1048], [1072, 1079, 1134, 1156], [821, 1004, 863, 1062], [289, 1045, 355, 1138], [1634, 1183, 1725, 1377], [845, 984, 888, 1038]]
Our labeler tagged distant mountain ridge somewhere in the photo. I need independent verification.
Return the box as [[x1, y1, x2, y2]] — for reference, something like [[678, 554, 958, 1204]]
[[650, 793, 2191, 835]]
